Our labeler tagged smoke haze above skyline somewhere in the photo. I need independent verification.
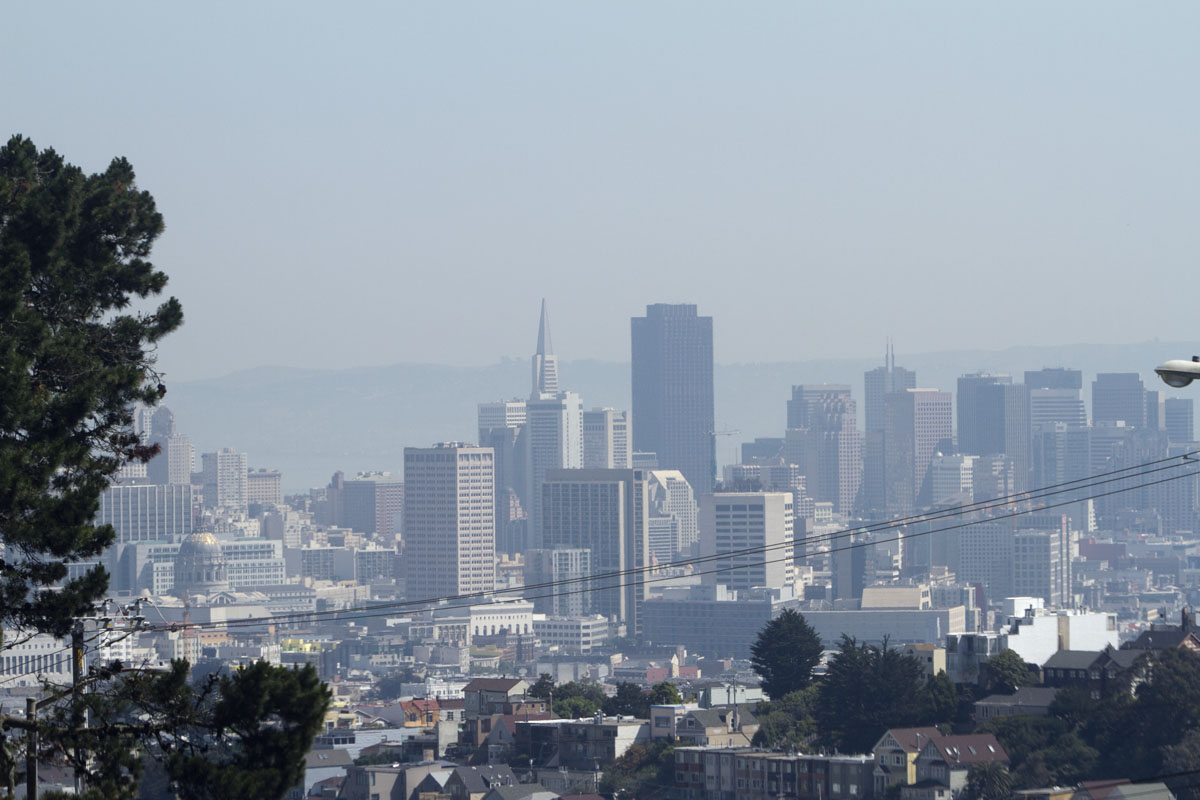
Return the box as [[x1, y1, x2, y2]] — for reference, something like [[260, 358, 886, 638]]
[[4, 3, 1198, 381]]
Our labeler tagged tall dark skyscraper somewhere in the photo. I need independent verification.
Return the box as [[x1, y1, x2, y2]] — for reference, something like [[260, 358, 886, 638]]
[[863, 341, 916, 433], [956, 373, 1011, 455], [861, 343, 915, 514], [1092, 373, 1147, 428], [631, 304, 715, 496]]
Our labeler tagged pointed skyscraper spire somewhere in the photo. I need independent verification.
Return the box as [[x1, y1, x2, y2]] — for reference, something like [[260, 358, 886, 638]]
[[532, 299, 560, 396]]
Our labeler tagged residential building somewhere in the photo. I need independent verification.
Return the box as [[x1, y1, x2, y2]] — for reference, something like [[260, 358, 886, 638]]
[[404, 443, 496, 605], [246, 468, 282, 507], [631, 303, 715, 496], [676, 747, 876, 800], [199, 448, 248, 511]]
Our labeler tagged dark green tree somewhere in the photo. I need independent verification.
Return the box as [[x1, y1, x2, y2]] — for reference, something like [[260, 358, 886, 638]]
[[752, 687, 818, 751], [0, 134, 182, 637], [750, 609, 823, 699], [815, 636, 926, 753], [920, 672, 959, 726], [599, 738, 675, 798], [961, 761, 1012, 800], [0, 136, 329, 800], [45, 660, 331, 800], [647, 681, 683, 707], [985, 650, 1034, 695], [604, 682, 649, 717], [556, 696, 600, 719], [527, 673, 555, 700]]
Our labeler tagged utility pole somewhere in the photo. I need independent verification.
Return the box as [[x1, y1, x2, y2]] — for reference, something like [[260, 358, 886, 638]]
[[25, 696, 37, 800], [70, 620, 86, 795]]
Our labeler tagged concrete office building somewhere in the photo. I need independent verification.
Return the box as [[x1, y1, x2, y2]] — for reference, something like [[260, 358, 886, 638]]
[[786, 385, 862, 515], [647, 469, 699, 559], [1093, 373, 1147, 428], [1166, 397, 1195, 444], [929, 454, 976, 507], [883, 389, 953, 514], [956, 373, 1011, 456], [478, 399, 529, 554], [199, 448, 248, 511], [862, 344, 917, 514], [699, 492, 794, 592], [1026, 368, 1087, 429], [526, 391, 583, 547], [583, 407, 631, 469], [524, 547, 592, 617], [403, 443, 496, 604], [246, 469, 283, 507], [631, 303, 715, 496], [97, 483, 195, 544], [540, 468, 649, 633], [340, 471, 405, 538], [1013, 527, 1073, 607]]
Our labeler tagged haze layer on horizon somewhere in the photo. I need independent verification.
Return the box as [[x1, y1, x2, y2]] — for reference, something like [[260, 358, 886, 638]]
[[4, 2, 1197, 381]]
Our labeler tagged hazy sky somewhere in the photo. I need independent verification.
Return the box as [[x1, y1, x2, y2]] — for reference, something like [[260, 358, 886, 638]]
[[5, 3, 1198, 381]]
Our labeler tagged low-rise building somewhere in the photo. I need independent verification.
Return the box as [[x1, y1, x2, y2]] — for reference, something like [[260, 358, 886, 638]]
[[674, 746, 876, 800]]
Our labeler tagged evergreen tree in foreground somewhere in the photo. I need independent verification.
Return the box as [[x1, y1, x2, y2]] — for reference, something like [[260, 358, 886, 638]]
[[750, 609, 823, 699], [0, 135, 329, 800]]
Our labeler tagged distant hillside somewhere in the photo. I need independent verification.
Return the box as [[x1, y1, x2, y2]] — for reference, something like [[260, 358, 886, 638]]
[[164, 340, 1200, 492]]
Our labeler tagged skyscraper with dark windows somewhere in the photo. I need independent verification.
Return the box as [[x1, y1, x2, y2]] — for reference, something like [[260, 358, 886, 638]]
[[785, 385, 862, 514], [1092, 373, 1147, 428], [956, 373, 1010, 456], [861, 343, 916, 513], [631, 304, 715, 496], [883, 389, 953, 514]]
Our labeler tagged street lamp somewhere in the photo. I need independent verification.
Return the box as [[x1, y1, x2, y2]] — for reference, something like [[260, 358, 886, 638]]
[[1155, 356, 1200, 388]]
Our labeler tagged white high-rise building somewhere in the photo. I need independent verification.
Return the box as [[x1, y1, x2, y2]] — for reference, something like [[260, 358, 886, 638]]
[[646, 469, 699, 559], [531, 298, 559, 396], [583, 408, 631, 469], [526, 391, 583, 547], [699, 492, 794, 593], [404, 443, 496, 604], [479, 399, 527, 432], [97, 484, 195, 544], [929, 454, 976, 507], [200, 448, 248, 511]]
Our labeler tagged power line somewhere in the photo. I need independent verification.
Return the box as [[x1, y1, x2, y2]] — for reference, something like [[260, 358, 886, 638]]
[[152, 451, 1199, 632], [160, 459, 1200, 633]]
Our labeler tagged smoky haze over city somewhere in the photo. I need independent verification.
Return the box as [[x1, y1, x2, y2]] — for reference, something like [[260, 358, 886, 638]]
[[5, 4, 1200, 800]]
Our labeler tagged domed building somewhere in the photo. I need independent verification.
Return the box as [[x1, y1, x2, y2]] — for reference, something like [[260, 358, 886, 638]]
[[174, 531, 228, 598]]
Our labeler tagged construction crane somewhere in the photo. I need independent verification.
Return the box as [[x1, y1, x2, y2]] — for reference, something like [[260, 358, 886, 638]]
[[710, 427, 741, 482]]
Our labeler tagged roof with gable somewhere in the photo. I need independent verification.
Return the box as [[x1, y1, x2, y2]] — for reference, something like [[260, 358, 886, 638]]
[[1043, 651, 1102, 671], [1074, 779, 1132, 800], [1096, 648, 1146, 670], [304, 748, 353, 769], [876, 727, 944, 754], [926, 734, 1008, 767], [451, 764, 518, 793], [976, 687, 1060, 708], [464, 678, 527, 693]]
